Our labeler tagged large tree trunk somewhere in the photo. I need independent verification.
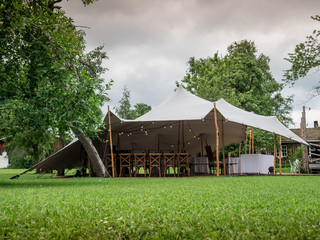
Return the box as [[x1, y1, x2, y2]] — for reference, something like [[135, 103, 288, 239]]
[[76, 131, 105, 177]]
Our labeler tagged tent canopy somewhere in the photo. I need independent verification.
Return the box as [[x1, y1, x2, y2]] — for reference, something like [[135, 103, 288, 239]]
[[29, 86, 308, 172]]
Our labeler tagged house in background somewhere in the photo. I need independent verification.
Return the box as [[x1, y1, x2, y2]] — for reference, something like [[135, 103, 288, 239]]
[[281, 121, 320, 173]]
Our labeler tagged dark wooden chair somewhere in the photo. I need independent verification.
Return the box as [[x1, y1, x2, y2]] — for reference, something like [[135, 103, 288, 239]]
[[149, 153, 162, 177], [205, 145, 215, 174], [177, 153, 190, 177], [119, 153, 132, 177], [104, 154, 117, 177], [134, 153, 147, 177], [163, 153, 176, 177]]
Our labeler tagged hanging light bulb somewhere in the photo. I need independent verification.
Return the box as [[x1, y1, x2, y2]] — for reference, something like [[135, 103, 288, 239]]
[[164, 125, 167, 129], [193, 135, 196, 138], [127, 134, 130, 136], [197, 137, 200, 140], [188, 141, 190, 145], [152, 122, 155, 124], [169, 124, 172, 128], [171, 145, 174, 148], [189, 129, 192, 132]]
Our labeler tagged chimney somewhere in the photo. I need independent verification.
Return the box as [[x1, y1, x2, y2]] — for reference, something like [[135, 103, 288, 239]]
[[314, 121, 319, 128]]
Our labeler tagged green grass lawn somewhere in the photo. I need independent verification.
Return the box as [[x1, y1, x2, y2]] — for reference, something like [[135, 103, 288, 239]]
[[1, 169, 320, 239]]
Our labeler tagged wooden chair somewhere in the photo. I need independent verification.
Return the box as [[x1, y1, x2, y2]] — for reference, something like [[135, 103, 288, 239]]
[[149, 153, 162, 177], [177, 153, 190, 177], [119, 153, 132, 177], [104, 154, 116, 177], [134, 153, 147, 177], [163, 153, 176, 177], [205, 145, 215, 174]]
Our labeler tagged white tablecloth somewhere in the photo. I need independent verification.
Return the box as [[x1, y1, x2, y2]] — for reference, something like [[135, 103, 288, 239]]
[[192, 157, 209, 174]]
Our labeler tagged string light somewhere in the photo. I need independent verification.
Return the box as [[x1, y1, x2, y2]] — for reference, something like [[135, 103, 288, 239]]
[[164, 125, 167, 129], [188, 141, 190, 145], [152, 122, 155, 124], [169, 124, 172, 128], [189, 129, 192, 132]]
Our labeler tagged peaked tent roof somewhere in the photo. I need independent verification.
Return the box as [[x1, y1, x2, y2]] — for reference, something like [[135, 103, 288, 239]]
[[126, 86, 307, 145]]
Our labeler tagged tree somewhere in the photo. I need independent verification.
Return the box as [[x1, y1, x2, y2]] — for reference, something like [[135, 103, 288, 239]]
[[284, 15, 320, 94], [114, 87, 151, 119], [0, 0, 111, 176], [180, 40, 292, 150]]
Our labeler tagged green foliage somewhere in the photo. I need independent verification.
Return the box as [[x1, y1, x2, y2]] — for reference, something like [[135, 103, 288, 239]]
[[180, 40, 293, 150], [1, 170, 320, 239], [288, 146, 303, 162], [285, 15, 320, 93], [114, 87, 151, 119], [0, 1, 112, 163]]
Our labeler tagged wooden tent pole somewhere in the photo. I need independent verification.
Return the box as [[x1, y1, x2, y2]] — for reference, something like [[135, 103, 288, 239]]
[[157, 134, 160, 152], [249, 128, 252, 154], [214, 104, 220, 177], [279, 115, 282, 175], [108, 106, 115, 178], [177, 121, 181, 153], [245, 127, 248, 154], [273, 134, 276, 175], [222, 116, 226, 176], [252, 128, 254, 154]]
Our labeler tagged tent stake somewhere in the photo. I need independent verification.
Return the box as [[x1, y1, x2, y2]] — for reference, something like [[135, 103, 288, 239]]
[[273, 134, 276, 175], [222, 116, 226, 176], [214, 104, 220, 177], [279, 115, 282, 175], [108, 106, 115, 178]]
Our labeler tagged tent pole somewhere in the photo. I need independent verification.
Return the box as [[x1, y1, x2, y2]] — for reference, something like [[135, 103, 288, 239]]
[[252, 128, 254, 154], [182, 121, 185, 151], [157, 134, 160, 152], [222, 116, 226, 176], [177, 121, 181, 153], [245, 127, 248, 154], [214, 104, 220, 177], [279, 115, 282, 175], [239, 142, 241, 157], [108, 106, 115, 178], [273, 134, 276, 175], [249, 128, 252, 154]]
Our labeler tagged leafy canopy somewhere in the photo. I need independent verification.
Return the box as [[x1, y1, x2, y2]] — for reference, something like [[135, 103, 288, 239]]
[[180, 40, 292, 151], [0, 0, 111, 163], [284, 15, 320, 94]]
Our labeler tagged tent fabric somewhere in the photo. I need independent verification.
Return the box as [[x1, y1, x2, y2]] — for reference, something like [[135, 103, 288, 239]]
[[21, 86, 307, 174], [215, 99, 308, 145]]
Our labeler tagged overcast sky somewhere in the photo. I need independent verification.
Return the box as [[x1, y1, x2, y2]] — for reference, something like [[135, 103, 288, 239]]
[[61, 0, 320, 128]]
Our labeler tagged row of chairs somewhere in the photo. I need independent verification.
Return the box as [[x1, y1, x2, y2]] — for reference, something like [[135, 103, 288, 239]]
[[105, 153, 190, 177]]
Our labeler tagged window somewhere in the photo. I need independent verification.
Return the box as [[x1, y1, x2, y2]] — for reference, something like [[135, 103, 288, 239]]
[[277, 145, 287, 157]]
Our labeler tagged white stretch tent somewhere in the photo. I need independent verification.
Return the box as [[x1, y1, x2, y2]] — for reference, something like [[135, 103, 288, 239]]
[[25, 86, 308, 174], [108, 86, 307, 155]]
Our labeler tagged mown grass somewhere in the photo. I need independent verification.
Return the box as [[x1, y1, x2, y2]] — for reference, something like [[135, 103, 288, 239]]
[[1, 169, 320, 239]]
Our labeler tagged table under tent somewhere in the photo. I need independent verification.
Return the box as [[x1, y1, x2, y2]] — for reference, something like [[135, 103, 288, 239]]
[[15, 86, 308, 178]]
